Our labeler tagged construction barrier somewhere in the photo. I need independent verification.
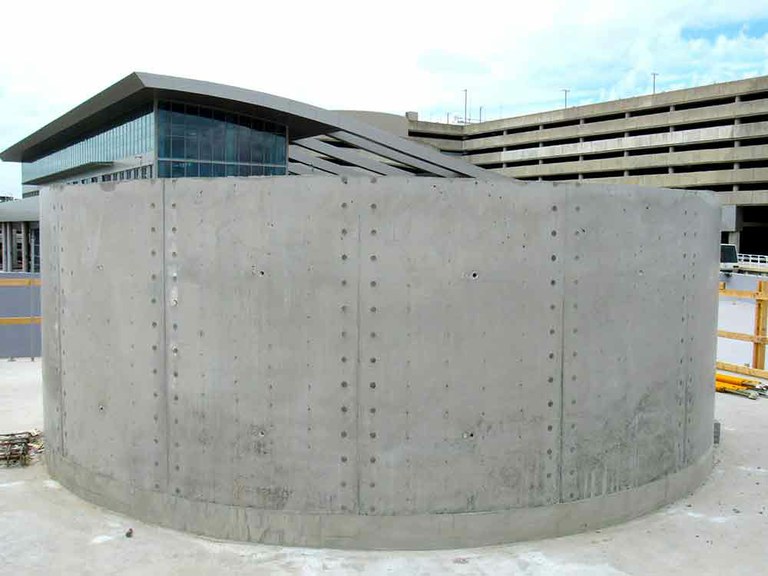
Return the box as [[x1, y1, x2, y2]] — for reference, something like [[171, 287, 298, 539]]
[[717, 279, 768, 380]]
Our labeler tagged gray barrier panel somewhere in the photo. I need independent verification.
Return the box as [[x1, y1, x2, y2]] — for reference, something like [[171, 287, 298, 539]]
[[42, 177, 719, 549], [0, 272, 41, 359]]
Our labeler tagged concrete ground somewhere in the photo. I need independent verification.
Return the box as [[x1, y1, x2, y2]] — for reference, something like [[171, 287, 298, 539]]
[[0, 359, 766, 575], [0, 358, 43, 432]]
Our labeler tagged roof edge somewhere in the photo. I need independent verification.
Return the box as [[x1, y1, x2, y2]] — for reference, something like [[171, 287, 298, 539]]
[[1, 72, 147, 162]]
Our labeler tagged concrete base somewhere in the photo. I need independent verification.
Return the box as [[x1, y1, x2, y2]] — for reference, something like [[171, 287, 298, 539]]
[[47, 449, 713, 550]]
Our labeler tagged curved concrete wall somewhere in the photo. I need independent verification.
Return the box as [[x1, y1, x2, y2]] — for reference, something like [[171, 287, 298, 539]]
[[41, 176, 719, 549]]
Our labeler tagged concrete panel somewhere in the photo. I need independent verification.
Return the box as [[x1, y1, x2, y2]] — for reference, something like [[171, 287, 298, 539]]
[[354, 180, 563, 514], [163, 177, 359, 512], [560, 186, 693, 501], [43, 176, 719, 549], [681, 194, 720, 466], [54, 182, 166, 491]]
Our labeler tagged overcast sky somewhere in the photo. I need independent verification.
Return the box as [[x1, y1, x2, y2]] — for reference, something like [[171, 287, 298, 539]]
[[1, 0, 767, 197]]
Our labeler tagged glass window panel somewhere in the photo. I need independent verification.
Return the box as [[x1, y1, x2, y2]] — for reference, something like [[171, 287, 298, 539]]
[[199, 115, 212, 161], [263, 133, 276, 164], [225, 164, 237, 177], [250, 165, 264, 177], [212, 115, 225, 162], [171, 161, 185, 178], [250, 130, 264, 164], [238, 164, 250, 177], [185, 121, 199, 160], [238, 125, 250, 163], [212, 163, 225, 177], [185, 162, 199, 177], [171, 136, 184, 159], [159, 134, 171, 159], [199, 162, 212, 177], [225, 122, 237, 163], [273, 134, 287, 164], [171, 117, 185, 137]]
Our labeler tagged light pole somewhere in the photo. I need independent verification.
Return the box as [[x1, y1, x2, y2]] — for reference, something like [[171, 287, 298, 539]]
[[562, 89, 570, 109], [463, 89, 468, 124], [652, 72, 659, 95]]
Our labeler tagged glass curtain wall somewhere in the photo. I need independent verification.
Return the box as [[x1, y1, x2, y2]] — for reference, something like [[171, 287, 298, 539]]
[[156, 101, 287, 178], [21, 107, 154, 184]]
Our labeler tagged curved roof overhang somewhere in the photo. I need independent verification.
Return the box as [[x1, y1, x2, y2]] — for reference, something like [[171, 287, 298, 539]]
[[2, 72, 499, 180]]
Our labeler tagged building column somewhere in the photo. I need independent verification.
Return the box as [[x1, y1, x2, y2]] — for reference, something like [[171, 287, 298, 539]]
[[6, 223, 15, 271], [728, 232, 741, 252], [30, 227, 37, 273], [21, 221, 28, 272], [2, 222, 9, 272]]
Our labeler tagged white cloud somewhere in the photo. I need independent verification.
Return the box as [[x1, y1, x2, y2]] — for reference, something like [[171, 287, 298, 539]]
[[1, 0, 767, 195]]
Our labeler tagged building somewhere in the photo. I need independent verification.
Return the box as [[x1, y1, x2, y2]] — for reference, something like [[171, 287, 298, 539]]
[[407, 75, 768, 255], [0, 196, 39, 272], [0, 72, 491, 193]]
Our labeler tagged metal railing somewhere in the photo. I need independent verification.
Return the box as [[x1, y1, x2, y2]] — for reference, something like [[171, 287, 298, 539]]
[[738, 253, 768, 268]]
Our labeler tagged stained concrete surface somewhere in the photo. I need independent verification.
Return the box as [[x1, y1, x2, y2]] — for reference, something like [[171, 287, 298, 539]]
[[0, 358, 766, 575]]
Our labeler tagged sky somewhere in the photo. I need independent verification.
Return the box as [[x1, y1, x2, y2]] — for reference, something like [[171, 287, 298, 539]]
[[1, 0, 767, 197]]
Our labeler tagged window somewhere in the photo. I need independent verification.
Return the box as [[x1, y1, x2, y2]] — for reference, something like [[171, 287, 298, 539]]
[[22, 106, 154, 184], [156, 100, 288, 178]]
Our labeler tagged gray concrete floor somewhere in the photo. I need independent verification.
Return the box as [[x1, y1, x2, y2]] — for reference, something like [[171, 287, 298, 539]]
[[1, 359, 766, 575]]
